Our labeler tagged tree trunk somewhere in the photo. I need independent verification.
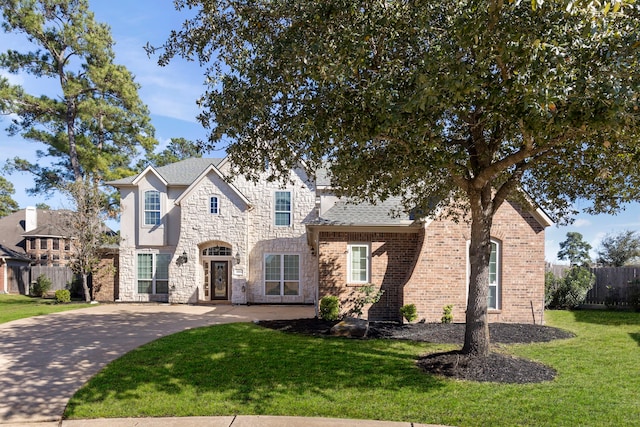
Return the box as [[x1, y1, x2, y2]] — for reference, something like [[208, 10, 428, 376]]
[[82, 272, 91, 302], [461, 189, 494, 356]]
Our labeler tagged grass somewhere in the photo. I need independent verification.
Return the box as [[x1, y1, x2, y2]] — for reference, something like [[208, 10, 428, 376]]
[[65, 310, 640, 426], [0, 294, 90, 324]]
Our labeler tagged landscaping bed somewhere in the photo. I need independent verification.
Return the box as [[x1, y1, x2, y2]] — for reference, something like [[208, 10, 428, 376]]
[[258, 318, 575, 384]]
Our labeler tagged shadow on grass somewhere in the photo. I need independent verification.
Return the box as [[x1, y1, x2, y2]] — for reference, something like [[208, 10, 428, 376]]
[[569, 309, 640, 326], [65, 323, 446, 418], [630, 332, 640, 347]]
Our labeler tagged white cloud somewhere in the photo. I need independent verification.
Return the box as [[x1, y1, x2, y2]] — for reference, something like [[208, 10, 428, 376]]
[[572, 218, 591, 228]]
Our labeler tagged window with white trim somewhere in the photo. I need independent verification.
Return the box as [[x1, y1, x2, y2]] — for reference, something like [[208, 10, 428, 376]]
[[488, 241, 500, 310], [144, 190, 161, 225], [264, 254, 300, 296], [348, 244, 370, 284], [210, 196, 219, 214], [137, 253, 170, 294], [274, 191, 291, 226], [466, 240, 501, 310]]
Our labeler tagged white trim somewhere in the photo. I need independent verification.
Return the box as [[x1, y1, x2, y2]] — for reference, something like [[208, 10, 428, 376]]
[[466, 239, 501, 310], [142, 189, 162, 227], [347, 243, 371, 284], [263, 253, 300, 296], [174, 164, 251, 207], [136, 252, 171, 295], [274, 190, 293, 227], [210, 195, 220, 215], [132, 165, 169, 186]]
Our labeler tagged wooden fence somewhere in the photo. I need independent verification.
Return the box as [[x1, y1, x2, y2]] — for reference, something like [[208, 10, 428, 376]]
[[30, 265, 76, 293], [584, 267, 640, 306]]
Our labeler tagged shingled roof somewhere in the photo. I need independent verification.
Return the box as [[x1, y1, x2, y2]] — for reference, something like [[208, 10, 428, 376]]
[[107, 158, 225, 186], [307, 197, 417, 227]]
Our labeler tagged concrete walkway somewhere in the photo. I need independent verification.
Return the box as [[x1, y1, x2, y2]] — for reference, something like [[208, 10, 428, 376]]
[[0, 304, 447, 427]]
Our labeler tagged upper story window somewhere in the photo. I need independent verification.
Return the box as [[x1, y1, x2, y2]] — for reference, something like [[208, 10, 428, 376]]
[[52, 238, 59, 250], [210, 196, 219, 215], [348, 243, 370, 284], [144, 190, 161, 226], [29, 238, 36, 250], [274, 191, 291, 226], [40, 238, 48, 250]]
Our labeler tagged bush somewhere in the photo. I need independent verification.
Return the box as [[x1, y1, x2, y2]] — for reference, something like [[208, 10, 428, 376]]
[[547, 267, 595, 309], [545, 271, 562, 308], [400, 304, 418, 322], [441, 304, 454, 324], [319, 296, 340, 321], [30, 274, 52, 297], [55, 289, 71, 303]]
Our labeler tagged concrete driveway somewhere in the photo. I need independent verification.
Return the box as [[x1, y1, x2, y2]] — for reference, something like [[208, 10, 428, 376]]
[[0, 303, 315, 424]]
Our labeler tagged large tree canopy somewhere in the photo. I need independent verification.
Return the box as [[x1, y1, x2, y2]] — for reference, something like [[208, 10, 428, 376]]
[[0, 0, 157, 195], [158, 0, 640, 355]]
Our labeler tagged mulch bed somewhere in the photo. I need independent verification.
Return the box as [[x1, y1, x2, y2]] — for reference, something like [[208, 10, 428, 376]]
[[257, 318, 575, 384]]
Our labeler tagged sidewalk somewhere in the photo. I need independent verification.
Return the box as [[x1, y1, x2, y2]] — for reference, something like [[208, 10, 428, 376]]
[[2, 415, 444, 426]]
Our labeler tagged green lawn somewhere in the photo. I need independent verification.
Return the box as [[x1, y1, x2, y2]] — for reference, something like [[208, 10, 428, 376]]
[[65, 310, 640, 426], [0, 294, 90, 324]]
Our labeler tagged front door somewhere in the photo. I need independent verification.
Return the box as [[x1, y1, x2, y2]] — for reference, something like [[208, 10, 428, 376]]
[[211, 261, 229, 300]]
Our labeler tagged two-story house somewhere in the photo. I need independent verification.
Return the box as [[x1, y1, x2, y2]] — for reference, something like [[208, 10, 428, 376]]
[[109, 157, 552, 324]]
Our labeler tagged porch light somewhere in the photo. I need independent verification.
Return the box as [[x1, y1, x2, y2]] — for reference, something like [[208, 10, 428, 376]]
[[235, 251, 240, 265], [182, 251, 188, 263]]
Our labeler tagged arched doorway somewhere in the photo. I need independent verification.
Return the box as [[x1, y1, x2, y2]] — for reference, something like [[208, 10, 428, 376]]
[[201, 244, 233, 301]]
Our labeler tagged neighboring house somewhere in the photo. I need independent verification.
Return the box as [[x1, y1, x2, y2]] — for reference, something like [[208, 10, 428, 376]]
[[109, 157, 552, 324], [0, 244, 30, 294], [0, 208, 117, 297], [0, 208, 75, 267]]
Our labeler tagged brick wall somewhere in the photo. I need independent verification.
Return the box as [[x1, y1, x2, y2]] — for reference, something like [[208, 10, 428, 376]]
[[318, 231, 422, 321], [92, 252, 119, 302], [318, 201, 546, 324]]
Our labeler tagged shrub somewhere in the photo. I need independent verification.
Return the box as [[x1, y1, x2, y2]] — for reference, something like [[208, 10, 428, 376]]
[[545, 271, 562, 308], [30, 274, 52, 297], [55, 289, 71, 303], [347, 284, 384, 318], [441, 304, 454, 324], [547, 266, 595, 309], [319, 296, 340, 321], [400, 304, 418, 322]]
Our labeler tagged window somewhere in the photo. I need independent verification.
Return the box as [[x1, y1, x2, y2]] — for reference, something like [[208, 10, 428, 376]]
[[210, 196, 219, 214], [29, 238, 36, 250], [274, 191, 291, 226], [144, 190, 161, 225], [264, 254, 299, 296], [64, 240, 70, 251], [137, 253, 170, 294], [53, 239, 59, 250], [202, 246, 232, 256], [488, 241, 500, 310], [466, 240, 501, 310], [40, 238, 48, 250], [348, 244, 370, 284]]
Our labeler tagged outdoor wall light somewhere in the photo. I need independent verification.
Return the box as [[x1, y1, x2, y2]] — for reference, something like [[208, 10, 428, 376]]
[[235, 251, 241, 265], [176, 251, 188, 265]]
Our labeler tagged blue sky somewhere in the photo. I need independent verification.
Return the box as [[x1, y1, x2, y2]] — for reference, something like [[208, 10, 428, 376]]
[[0, 0, 638, 263]]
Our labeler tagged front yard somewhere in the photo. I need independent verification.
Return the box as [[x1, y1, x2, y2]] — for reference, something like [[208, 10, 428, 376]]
[[0, 294, 90, 324], [65, 310, 640, 426]]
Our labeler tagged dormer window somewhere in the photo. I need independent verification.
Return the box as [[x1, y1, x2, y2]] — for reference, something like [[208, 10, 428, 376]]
[[144, 190, 161, 226]]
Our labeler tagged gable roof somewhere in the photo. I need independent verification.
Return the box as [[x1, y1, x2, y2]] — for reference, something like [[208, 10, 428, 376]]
[[0, 244, 30, 262], [107, 158, 225, 187], [175, 163, 251, 208]]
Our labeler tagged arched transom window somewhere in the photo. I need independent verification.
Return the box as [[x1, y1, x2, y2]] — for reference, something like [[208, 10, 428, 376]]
[[202, 246, 232, 256]]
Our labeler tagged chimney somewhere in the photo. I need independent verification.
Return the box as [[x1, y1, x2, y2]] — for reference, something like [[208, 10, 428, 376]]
[[25, 206, 37, 232]]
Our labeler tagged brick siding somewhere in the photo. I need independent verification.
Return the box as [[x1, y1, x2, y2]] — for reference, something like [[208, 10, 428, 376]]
[[318, 201, 546, 324]]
